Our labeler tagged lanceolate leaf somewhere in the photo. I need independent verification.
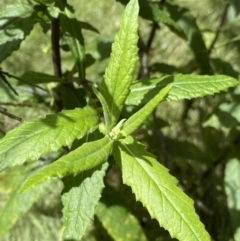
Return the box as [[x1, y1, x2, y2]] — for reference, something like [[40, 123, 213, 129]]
[[22, 136, 113, 192], [122, 84, 172, 136], [99, 0, 139, 132], [21, 71, 63, 84], [61, 162, 109, 240], [126, 74, 239, 106], [0, 106, 99, 172], [60, 14, 86, 80], [113, 136, 210, 241], [0, 165, 48, 239], [96, 187, 147, 241], [0, 4, 35, 63]]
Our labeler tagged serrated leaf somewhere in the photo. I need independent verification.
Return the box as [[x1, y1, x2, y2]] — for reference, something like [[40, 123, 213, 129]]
[[126, 74, 239, 106], [122, 84, 171, 136], [61, 162, 108, 240], [60, 14, 86, 80], [0, 4, 35, 63], [224, 158, 240, 241], [165, 2, 212, 74], [99, 0, 139, 132], [116, 0, 183, 36], [21, 71, 63, 84], [0, 165, 48, 239], [22, 136, 113, 192], [0, 106, 99, 172], [96, 187, 147, 241], [113, 136, 210, 241]]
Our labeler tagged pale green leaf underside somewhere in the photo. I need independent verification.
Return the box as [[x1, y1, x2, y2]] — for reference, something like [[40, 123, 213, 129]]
[[122, 84, 172, 136], [99, 0, 139, 131], [224, 158, 240, 241], [126, 74, 239, 105], [96, 202, 147, 241], [0, 106, 99, 172], [22, 136, 113, 192], [0, 165, 47, 239], [113, 136, 210, 241], [62, 162, 108, 240], [0, 4, 34, 63]]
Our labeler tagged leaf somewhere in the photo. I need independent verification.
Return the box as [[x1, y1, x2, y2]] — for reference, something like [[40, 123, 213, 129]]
[[165, 2, 212, 74], [224, 158, 240, 241], [0, 78, 48, 103], [166, 137, 211, 165], [122, 84, 172, 136], [113, 136, 210, 241], [93, 87, 111, 133], [61, 162, 109, 240], [96, 187, 148, 241], [0, 106, 99, 172], [22, 136, 113, 192], [211, 58, 239, 79], [0, 165, 48, 239], [77, 21, 99, 34], [126, 74, 239, 106], [99, 0, 139, 132], [116, 0, 183, 35], [203, 101, 240, 135], [0, 4, 35, 63], [21, 71, 63, 84], [60, 14, 86, 80]]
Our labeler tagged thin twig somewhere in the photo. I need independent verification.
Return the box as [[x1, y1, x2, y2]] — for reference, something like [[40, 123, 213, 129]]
[[180, 4, 229, 123], [208, 3, 229, 55], [138, 22, 159, 79], [0, 102, 34, 107], [51, 18, 62, 77], [0, 107, 23, 122], [0, 70, 47, 92], [0, 72, 18, 96]]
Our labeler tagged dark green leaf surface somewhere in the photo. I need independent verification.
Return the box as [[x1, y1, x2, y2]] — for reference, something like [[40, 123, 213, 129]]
[[22, 136, 113, 191], [0, 107, 99, 171], [126, 74, 239, 106], [60, 14, 86, 80], [62, 162, 108, 240], [113, 136, 210, 241], [99, 0, 139, 131], [116, 0, 182, 35], [0, 4, 35, 63]]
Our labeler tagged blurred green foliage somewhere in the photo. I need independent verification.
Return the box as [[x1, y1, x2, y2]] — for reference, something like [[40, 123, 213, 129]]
[[0, 0, 240, 240]]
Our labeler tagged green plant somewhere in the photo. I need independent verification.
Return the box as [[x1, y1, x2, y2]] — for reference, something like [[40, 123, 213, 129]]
[[0, 0, 239, 240]]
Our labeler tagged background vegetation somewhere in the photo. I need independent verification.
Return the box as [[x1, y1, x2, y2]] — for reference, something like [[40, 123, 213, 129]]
[[0, 0, 240, 240]]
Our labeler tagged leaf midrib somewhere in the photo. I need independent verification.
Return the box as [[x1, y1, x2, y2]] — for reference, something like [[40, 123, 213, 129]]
[[121, 142, 204, 241], [0, 113, 98, 156]]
